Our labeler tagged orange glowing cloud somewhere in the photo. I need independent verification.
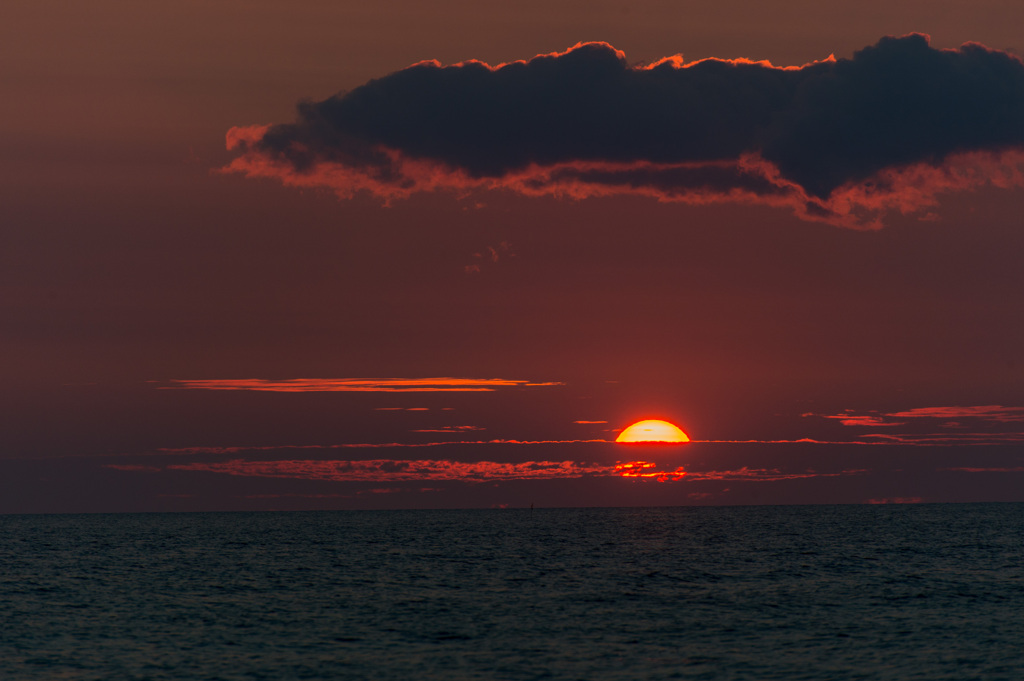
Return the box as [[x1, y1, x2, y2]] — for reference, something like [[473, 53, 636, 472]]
[[160, 378, 562, 392], [613, 461, 686, 482]]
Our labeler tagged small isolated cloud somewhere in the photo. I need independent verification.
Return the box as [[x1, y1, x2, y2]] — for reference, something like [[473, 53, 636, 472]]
[[465, 241, 514, 274], [821, 412, 904, 427], [161, 377, 562, 392], [867, 497, 923, 504], [150, 439, 610, 457], [410, 425, 485, 433], [574, 420, 608, 424], [225, 35, 1024, 229]]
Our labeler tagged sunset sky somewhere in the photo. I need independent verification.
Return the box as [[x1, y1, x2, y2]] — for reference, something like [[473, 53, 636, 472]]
[[4, 0, 1024, 512]]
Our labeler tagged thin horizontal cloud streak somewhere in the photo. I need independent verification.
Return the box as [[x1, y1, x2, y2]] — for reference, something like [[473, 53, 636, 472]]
[[151, 439, 610, 456], [166, 458, 616, 482], [117, 448, 872, 485], [822, 413, 904, 427], [887, 405, 1024, 422], [226, 35, 1024, 228], [683, 467, 868, 481], [117, 458, 866, 485], [410, 426, 485, 433], [942, 466, 1024, 473], [862, 432, 1024, 445], [813, 404, 1024, 444], [145, 438, 961, 459], [161, 378, 562, 392], [614, 460, 687, 482]]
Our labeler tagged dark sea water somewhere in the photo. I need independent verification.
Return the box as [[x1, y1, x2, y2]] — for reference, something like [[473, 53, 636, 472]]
[[1, 504, 1022, 680]]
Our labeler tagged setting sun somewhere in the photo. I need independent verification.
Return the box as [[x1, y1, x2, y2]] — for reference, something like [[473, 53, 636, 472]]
[[615, 419, 690, 443]]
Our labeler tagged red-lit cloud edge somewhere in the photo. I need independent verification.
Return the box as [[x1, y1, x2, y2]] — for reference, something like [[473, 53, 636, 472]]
[[223, 38, 1024, 230], [225, 134, 1024, 230]]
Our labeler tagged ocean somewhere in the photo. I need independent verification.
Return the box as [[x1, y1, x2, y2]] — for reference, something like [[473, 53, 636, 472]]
[[1, 504, 1021, 680]]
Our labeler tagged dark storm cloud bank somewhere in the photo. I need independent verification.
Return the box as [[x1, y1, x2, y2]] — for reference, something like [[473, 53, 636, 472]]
[[226, 35, 1024, 228]]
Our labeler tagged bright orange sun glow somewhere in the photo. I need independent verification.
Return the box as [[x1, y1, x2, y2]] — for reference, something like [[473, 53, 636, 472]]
[[615, 419, 690, 443]]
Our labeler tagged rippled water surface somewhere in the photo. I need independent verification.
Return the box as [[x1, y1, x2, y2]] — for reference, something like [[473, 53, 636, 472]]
[[2, 504, 1022, 680]]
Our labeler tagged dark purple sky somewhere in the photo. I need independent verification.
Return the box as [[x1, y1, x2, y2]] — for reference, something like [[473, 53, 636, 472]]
[[3, 0, 1024, 512]]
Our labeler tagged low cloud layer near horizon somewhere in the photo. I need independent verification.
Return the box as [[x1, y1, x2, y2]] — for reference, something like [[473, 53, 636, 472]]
[[226, 34, 1024, 228]]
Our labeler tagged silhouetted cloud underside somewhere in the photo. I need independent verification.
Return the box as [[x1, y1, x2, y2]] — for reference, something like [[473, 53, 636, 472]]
[[226, 34, 1024, 227]]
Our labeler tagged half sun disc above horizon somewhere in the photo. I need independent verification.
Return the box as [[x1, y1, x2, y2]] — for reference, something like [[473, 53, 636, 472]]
[[615, 419, 690, 443]]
